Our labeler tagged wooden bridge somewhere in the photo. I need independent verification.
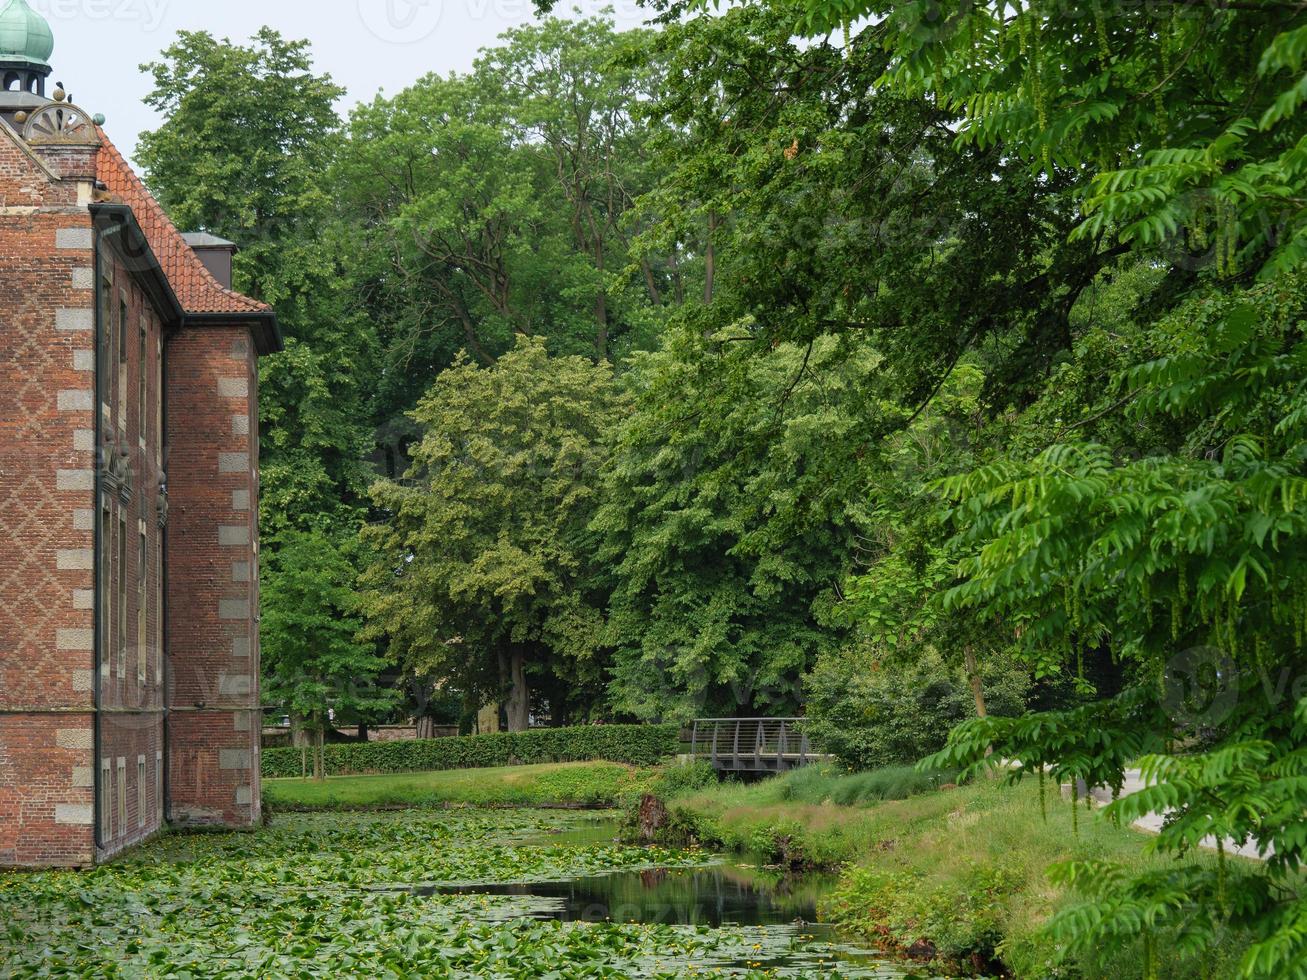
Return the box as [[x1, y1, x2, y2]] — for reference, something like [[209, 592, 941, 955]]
[[688, 718, 829, 774]]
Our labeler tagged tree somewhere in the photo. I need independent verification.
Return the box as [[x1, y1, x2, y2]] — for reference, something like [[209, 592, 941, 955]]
[[261, 529, 397, 779], [594, 333, 882, 721], [748, 3, 1307, 973], [138, 28, 378, 537], [634, 3, 1119, 421], [927, 276, 1307, 975], [361, 338, 624, 731], [137, 27, 343, 306], [337, 14, 669, 386]]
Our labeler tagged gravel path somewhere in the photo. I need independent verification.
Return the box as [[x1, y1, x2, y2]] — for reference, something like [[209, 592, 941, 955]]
[[1087, 770, 1271, 861]]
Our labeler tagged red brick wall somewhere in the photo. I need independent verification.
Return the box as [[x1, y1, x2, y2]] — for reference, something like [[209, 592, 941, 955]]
[[165, 326, 261, 828], [2, 125, 265, 864], [0, 129, 97, 867]]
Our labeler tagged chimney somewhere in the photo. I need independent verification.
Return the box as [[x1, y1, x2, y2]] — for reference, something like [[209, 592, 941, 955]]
[[181, 232, 237, 289]]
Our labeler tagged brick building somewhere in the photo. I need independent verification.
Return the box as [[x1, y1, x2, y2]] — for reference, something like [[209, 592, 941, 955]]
[[0, 1, 280, 867]]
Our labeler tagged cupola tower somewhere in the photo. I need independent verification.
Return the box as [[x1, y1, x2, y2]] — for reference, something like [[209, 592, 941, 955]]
[[0, 0, 54, 97]]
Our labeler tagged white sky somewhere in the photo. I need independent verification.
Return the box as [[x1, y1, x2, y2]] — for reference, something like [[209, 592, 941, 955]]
[[35, 0, 647, 166]]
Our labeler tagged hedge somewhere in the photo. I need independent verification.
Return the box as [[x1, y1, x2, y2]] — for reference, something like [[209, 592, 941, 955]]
[[261, 724, 680, 779]]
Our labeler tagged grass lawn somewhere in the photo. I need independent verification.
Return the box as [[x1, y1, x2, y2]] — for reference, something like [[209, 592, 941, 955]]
[[264, 760, 654, 810], [655, 766, 1253, 978]]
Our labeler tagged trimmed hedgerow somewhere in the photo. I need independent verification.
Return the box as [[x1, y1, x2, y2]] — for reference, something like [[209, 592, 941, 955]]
[[261, 724, 679, 778]]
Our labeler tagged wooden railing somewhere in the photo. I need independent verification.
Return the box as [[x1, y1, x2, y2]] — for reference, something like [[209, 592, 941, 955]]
[[687, 718, 821, 773]]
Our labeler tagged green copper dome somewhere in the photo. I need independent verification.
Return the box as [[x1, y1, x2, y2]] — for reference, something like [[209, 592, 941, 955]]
[[0, 0, 54, 67]]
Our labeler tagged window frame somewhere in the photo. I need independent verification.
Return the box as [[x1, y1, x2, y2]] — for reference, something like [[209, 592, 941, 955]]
[[137, 526, 147, 687], [116, 757, 126, 835], [99, 758, 112, 841], [137, 756, 146, 829], [117, 514, 127, 681]]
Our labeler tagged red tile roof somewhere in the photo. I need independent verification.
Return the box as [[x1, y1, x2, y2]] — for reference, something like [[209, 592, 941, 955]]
[[96, 132, 269, 316]]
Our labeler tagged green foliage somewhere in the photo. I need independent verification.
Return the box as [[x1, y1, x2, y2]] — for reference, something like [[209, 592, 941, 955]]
[[795, 3, 1307, 279], [805, 646, 1028, 771], [264, 761, 651, 810], [260, 528, 397, 732], [132, 11, 1307, 972], [660, 774, 1244, 976], [336, 14, 669, 379], [636, 3, 1101, 409], [360, 337, 626, 727], [924, 277, 1307, 975], [749, 763, 953, 807], [595, 335, 882, 721], [260, 724, 680, 778], [0, 809, 769, 978], [645, 759, 719, 799], [826, 862, 1018, 970]]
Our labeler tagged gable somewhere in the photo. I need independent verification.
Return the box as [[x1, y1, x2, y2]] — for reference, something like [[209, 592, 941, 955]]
[[0, 117, 58, 208]]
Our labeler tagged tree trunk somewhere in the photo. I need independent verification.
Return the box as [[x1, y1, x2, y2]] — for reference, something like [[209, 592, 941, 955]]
[[505, 650, 530, 733], [963, 644, 994, 762], [594, 246, 609, 361], [641, 257, 662, 308], [668, 245, 685, 306], [357, 722, 368, 743], [312, 725, 326, 782]]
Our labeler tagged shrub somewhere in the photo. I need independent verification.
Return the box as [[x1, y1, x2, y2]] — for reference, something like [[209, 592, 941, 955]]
[[825, 862, 1020, 970], [803, 646, 1030, 771], [263, 762, 652, 810], [261, 724, 678, 778], [648, 758, 717, 798]]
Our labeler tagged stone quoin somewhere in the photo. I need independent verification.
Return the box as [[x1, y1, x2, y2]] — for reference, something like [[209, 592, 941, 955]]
[[0, 0, 281, 867]]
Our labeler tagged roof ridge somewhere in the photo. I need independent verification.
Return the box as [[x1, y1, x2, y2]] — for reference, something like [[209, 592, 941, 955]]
[[95, 130, 269, 316]]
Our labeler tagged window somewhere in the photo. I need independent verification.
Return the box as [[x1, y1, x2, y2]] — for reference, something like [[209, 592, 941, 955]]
[[156, 750, 164, 820], [100, 759, 111, 841], [117, 515, 127, 680], [137, 529, 147, 686], [98, 274, 113, 413], [137, 757, 146, 829], [138, 320, 147, 440], [118, 297, 128, 363], [155, 541, 163, 687], [155, 336, 163, 451], [116, 758, 126, 835], [99, 503, 111, 679]]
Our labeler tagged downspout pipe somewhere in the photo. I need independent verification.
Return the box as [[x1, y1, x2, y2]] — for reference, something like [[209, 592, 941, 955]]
[[90, 226, 113, 855], [160, 329, 172, 823]]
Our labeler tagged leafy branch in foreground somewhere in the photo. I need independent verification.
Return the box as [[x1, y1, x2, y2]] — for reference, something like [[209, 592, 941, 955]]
[[797, 3, 1307, 279], [925, 277, 1307, 977]]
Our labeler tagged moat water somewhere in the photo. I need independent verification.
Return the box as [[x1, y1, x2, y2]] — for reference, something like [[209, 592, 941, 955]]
[[416, 815, 932, 977]]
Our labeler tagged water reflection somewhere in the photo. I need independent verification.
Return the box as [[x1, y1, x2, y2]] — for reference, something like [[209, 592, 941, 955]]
[[424, 862, 836, 928], [397, 814, 934, 978]]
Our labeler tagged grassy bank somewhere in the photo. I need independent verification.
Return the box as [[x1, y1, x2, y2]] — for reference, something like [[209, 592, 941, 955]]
[[652, 766, 1248, 977], [264, 761, 654, 810]]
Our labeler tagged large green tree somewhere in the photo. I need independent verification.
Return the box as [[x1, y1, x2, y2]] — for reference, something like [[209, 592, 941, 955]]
[[595, 334, 882, 721], [361, 338, 625, 730], [337, 13, 669, 413]]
